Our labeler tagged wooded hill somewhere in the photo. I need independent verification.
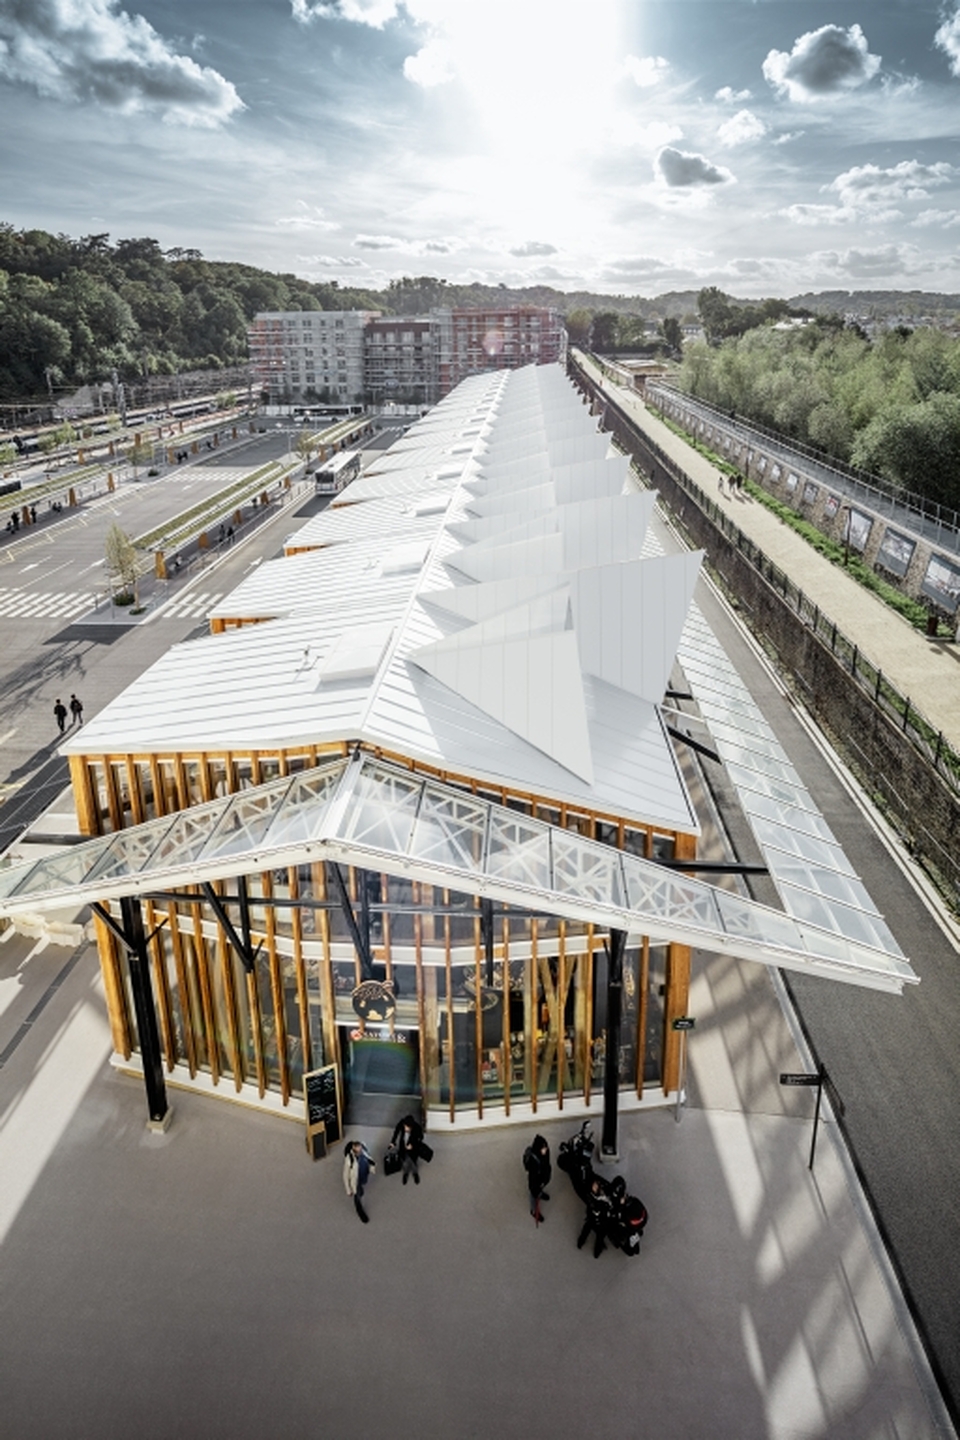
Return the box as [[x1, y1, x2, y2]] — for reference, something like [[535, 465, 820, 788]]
[[2, 222, 959, 407]]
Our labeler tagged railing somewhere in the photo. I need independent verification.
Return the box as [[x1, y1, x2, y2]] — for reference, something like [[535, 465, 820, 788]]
[[649, 381, 960, 554], [570, 356, 960, 888]]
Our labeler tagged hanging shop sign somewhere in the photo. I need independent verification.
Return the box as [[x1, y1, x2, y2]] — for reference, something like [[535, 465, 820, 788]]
[[351, 978, 397, 1022]]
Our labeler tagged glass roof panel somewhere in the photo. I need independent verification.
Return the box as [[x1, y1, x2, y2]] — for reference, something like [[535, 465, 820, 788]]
[[752, 822, 857, 876], [486, 812, 552, 888], [714, 890, 802, 949], [200, 784, 291, 859], [740, 792, 837, 842], [11, 843, 113, 897], [86, 816, 181, 883], [724, 762, 816, 811], [264, 765, 345, 846], [341, 764, 421, 853], [777, 883, 896, 950], [765, 858, 876, 908], [0, 856, 43, 899], [551, 831, 625, 907], [408, 784, 488, 870], [621, 855, 718, 931], [150, 804, 236, 868]]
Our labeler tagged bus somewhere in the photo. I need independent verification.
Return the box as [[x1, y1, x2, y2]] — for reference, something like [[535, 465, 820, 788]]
[[314, 449, 362, 494]]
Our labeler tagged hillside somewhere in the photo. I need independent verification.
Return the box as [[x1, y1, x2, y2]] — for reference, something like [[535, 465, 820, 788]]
[[2, 221, 959, 403]]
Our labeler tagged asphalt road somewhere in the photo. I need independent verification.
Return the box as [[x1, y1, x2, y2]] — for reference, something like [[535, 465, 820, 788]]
[[693, 566, 960, 1423], [0, 434, 321, 851]]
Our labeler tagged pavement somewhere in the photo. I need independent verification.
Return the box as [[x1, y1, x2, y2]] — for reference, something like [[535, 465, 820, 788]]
[[591, 364, 960, 752], [0, 914, 952, 1440], [0, 393, 957, 1438]]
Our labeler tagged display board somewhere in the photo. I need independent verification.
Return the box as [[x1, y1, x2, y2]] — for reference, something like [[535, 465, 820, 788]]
[[304, 1064, 341, 1160]]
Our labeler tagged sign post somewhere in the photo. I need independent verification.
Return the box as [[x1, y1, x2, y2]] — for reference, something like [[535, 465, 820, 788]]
[[780, 1063, 844, 1170], [672, 1016, 695, 1123]]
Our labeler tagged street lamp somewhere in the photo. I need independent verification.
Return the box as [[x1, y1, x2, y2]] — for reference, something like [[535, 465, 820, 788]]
[[839, 505, 851, 566]]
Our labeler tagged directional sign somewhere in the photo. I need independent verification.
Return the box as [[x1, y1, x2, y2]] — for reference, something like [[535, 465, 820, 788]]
[[780, 1072, 820, 1086], [672, 1016, 696, 1031]]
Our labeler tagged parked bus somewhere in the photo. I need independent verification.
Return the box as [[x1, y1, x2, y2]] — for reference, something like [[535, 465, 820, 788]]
[[313, 449, 362, 494]]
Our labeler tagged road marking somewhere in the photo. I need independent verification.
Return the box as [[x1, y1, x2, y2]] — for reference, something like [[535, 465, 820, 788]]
[[19, 563, 39, 573], [0, 728, 17, 746]]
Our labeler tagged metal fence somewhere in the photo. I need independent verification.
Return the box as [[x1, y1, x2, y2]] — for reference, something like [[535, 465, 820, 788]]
[[571, 356, 960, 906]]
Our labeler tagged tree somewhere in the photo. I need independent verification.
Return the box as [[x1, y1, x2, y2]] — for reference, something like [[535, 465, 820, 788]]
[[295, 431, 317, 464], [564, 308, 593, 346], [591, 312, 620, 352], [661, 317, 683, 354], [104, 523, 140, 603]]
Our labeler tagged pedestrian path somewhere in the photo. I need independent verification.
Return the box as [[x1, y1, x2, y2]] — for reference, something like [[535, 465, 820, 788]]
[[591, 365, 960, 751], [0, 586, 92, 620], [156, 588, 222, 620]]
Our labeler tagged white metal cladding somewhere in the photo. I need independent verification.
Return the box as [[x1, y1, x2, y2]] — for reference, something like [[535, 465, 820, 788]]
[[0, 755, 917, 993]]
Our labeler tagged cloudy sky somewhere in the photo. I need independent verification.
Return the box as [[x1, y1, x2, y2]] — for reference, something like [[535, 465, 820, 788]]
[[2, 0, 960, 297]]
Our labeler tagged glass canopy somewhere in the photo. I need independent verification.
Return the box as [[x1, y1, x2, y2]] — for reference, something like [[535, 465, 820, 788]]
[[0, 753, 917, 993]]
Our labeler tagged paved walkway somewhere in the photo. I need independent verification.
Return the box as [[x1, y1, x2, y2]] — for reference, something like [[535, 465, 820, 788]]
[[0, 920, 951, 1440], [590, 365, 960, 752]]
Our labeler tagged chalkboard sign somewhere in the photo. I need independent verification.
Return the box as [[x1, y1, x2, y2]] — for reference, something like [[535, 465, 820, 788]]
[[304, 1064, 341, 1144]]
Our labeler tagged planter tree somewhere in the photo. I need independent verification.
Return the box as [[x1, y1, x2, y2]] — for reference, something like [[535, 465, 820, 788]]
[[104, 523, 139, 605]]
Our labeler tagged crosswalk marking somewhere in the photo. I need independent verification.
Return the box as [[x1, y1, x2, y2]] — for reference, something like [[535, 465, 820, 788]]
[[0, 588, 91, 619], [159, 590, 222, 619]]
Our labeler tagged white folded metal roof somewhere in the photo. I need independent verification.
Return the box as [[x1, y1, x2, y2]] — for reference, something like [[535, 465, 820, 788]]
[[0, 753, 917, 993], [63, 364, 702, 834]]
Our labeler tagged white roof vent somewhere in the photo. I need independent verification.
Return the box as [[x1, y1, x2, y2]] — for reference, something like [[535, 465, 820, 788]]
[[382, 542, 427, 576], [412, 492, 449, 517], [318, 624, 394, 684]]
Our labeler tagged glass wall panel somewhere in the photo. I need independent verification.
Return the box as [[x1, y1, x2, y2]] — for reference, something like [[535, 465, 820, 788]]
[[644, 944, 667, 1084]]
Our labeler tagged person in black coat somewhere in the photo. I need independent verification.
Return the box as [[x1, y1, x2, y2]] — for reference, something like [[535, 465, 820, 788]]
[[523, 1134, 551, 1219], [391, 1113, 424, 1186], [577, 1176, 612, 1258]]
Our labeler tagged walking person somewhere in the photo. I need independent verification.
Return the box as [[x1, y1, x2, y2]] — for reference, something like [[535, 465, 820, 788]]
[[577, 1177, 612, 1258], [69, 693, 84, 726], [717, 471, 726, 497], [390, 1113, 424, 1186], [343, 1139, 376, 1223], [522, 1134, 552, 1223], [53, 698, 67, 734]]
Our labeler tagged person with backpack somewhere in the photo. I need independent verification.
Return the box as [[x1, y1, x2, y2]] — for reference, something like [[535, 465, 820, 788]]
[[69, 694, 84, 726], [343, 1139, 376, 1223], [522, 1134, 551, 1222]]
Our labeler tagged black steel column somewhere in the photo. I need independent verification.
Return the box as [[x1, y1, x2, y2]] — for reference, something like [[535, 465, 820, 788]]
[[601, 929, 626, 1159], [119, 894, 169, 1127], [481, 897, 494, 987]]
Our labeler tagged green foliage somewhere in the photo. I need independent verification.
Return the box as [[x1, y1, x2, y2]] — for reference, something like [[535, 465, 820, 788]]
[[677, 319, 960, 510], [104, 522, 139, 597], [564, 307, 593, 345], [0, 221, 384, 402]]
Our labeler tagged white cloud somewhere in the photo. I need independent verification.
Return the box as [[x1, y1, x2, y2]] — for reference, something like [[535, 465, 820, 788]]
[[275, 205, 339, 232], [509, 240, 557, 257], [813, 242, 926, 278], [354, 233, 403, 249], [772, 130, 804, 146], [715, 86, 751, 104], [620, 119, 683, 151], [301, 253, 368, 267], [623, 54, 668, 88], [827, 160, 954, 209], [655, 147, 734, 188], [291, 0, 399, 26], [934, 7, 960, 76], [404, 39, 453, 87], [763, 24, 880, 102], [912, 209, 960, 229], [780, 203, 854, 227], [716, 109, 766, 147], [602, 255, 679, 281], [0, 0, 243, 125]]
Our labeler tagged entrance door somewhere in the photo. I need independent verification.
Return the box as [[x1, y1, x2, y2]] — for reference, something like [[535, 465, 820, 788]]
[[339, 1027, 421, 1129]]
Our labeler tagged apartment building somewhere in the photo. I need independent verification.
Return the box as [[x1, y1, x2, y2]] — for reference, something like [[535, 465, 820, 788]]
[[248, 306, 566, 406], [248, 310, 378, 404]]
